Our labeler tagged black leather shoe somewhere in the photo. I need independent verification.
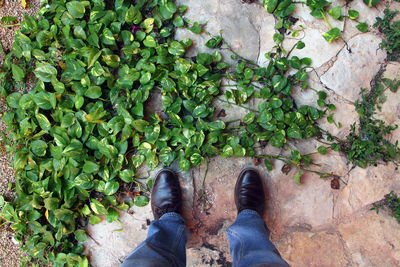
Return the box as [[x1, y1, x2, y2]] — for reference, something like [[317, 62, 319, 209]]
[[151, 169, 182, 220], [235, 168, 265, 216]]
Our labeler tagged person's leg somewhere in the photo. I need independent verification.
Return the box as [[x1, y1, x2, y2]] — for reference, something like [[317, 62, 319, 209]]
[[227, 209, 289, 267], [122, 212, 189, 267], [122, 169, 188, 267], [228, 168, 289, 267]]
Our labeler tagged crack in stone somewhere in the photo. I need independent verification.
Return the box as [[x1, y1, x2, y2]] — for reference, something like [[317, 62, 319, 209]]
[[311, 68, 356, 105], [335, 230, 355, 265], [247, 16, 261, 64]]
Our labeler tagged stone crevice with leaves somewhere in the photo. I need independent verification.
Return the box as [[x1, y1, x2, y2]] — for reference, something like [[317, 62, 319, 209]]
[[0, 0, 399, 265]]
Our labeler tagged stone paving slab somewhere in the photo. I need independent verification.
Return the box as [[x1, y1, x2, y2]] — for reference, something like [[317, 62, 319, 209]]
[[84, 0, 400, 266]]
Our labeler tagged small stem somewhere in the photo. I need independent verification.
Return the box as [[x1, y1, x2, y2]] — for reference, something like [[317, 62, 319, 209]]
[[321, 12, 333, 29], [225, 119, 241, 124], [185, 18, 259, 67], [0, 23, 21, 28], [226, 125, 245, 130], [216, 98, 258, 112], [284, 159, 331, 177], [256, 154, 292, 160]]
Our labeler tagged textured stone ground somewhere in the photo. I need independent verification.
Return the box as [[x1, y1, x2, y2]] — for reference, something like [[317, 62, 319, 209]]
[[85, 0, 400, 266], [1, 0, 400, 266]]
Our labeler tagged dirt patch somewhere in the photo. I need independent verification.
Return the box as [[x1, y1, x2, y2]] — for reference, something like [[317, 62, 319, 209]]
[[0, 0, 41, 52], [0, 1, 41, 265]]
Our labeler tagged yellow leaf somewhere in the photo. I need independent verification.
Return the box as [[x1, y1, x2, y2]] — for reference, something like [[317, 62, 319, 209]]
[[58, 61, 67, 70], [45, 209, 49, 220], [85, 114, 104, 123], [21, 0, 27, 9]]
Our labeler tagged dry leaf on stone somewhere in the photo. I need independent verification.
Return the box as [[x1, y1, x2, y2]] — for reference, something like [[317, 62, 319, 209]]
[[253, 157, 262, 166], [331, 176, 340, 189], [281, 164, 292, 175]]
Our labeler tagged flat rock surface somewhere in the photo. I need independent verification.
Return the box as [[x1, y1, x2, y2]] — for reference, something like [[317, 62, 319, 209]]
[[1, 0, 400, 266], [84, 0, 400, 266]]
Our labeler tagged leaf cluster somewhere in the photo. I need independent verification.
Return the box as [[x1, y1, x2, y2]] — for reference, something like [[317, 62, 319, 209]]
[[0, 0, 332, 264], [264, 0, 370, 43], [335, 77, 400, 168], [374, 9, 400, 61], [372, 191, 400, 223]]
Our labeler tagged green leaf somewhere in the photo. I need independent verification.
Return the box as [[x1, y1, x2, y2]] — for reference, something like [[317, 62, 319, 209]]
[[192, 104, 208, 118], [264, 0, 278, 13], [270, 97, 282, 108], [119, 169, 134, 183], [356, 22, 368, 33], [31, 140, 47, 157], [89, 215, 101, 224], [168, 41, 185, 56], [34, 62, 57, 82], [270, 132, 286, 148], [243, 112, 255, 124], [273, 108, 284, 121], [44, 198, 59, 210], [134, 195, 149, 207], [1, 16, 17, 24], [104, 181, 119, 196], [190, 153, 204, 166], [287, 127, 302, 139], [221, 145, 233, 157], [265, 159, 273, 171], [12, 64, 25, 82], [90, 199, 108, 215], [189, 22, 202, 34], [273, 33, 283, 44], [179, 156, 190, 171], [348, 10, 359, 20], [83, 161, 99, 174], [74, 174, 94, 189], [293, 171, 304, 185], [1, 204, 17, 222], [317, 146, 328, 155], [125, 5, 142, 24], [74, 230, 87, 242], [67, 1, 86, 19], [33, 92, 57, 110], [6, 92, 21, 109], [37, 31, 52, 47], [328, 6, 341, 20], [102, 54, 120, 68], [84, 86, 102, 99], [106, 208, 119, 223], [322, 28, 341, 43], [61, 113, 75, 128], [143, 35, 157, 47], [132, 120, 149, 132], [291, 150, 301, 163], [101, 28, 116, 46], [160, 2, 177, 19], [296, 41, 305, 49], [363, 0, 380, 7]]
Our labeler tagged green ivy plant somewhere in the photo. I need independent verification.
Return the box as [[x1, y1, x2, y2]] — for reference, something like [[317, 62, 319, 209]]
[[332, 76, 400, 168], [0, 0, 398, 265], [263, 0, 370, 43], [372, 191, 400, 222], [374, 8, 400, 61]]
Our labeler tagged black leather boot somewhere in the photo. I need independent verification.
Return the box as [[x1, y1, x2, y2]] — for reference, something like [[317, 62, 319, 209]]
[[234, 168, 266, 216], [151, 169, 182, 220]]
